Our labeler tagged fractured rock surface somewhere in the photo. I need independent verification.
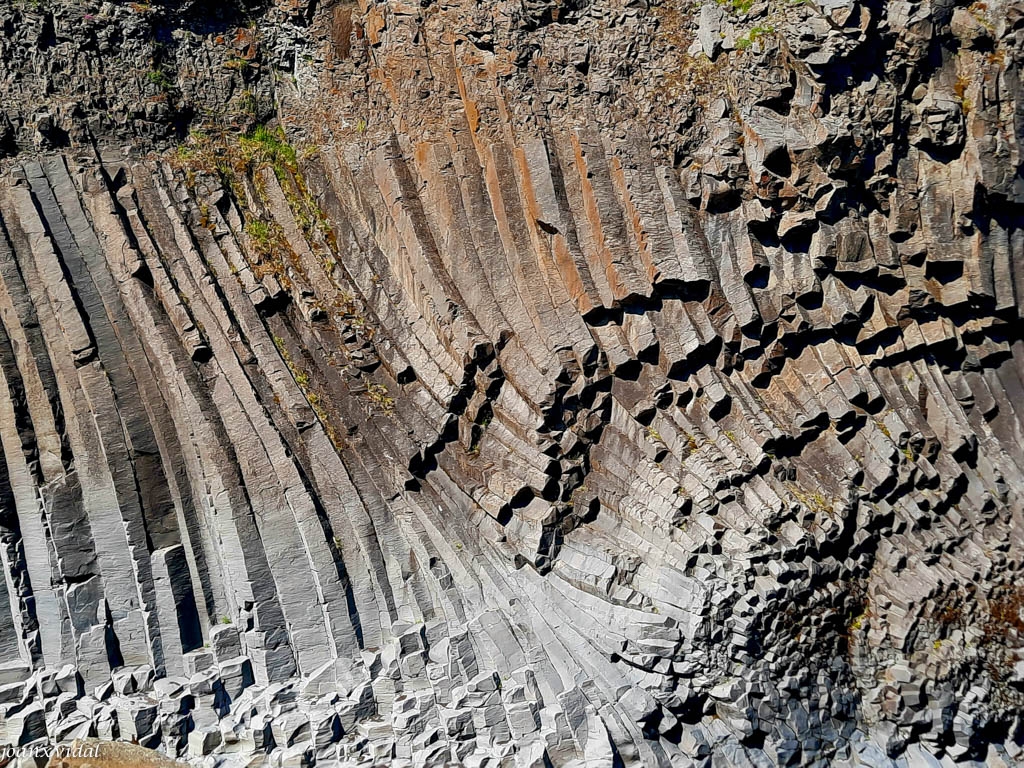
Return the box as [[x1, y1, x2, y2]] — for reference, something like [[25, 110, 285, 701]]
[[0, 0, 1023, 765]]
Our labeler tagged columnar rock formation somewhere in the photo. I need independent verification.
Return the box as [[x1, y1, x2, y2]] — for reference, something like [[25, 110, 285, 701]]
[[0, 0, 1023, 765]]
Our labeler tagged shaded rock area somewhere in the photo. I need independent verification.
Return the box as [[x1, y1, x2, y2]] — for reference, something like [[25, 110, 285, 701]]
[[0, 0, 1023, 766]]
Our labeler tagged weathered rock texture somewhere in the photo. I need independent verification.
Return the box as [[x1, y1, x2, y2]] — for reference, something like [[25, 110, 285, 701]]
[[1, 0, 1023, 765]]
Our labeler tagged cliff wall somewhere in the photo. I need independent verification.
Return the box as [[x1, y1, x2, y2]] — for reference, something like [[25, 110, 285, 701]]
[[0, 0, 1023, 765]]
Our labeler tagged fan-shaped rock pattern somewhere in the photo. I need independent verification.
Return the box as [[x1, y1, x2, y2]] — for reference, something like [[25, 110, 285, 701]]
[[0, 0, 1023, 765]]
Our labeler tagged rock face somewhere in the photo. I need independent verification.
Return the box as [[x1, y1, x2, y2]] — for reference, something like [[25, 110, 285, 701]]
[[0, 0, 1023, 765]]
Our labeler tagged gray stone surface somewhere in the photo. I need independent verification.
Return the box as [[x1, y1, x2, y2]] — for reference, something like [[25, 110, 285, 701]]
[[0, 0, 1022, 766]]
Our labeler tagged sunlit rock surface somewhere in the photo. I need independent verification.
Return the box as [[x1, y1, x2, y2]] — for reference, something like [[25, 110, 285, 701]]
[[0, 0, 1023, 765]]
